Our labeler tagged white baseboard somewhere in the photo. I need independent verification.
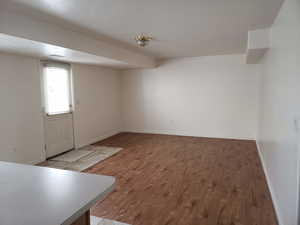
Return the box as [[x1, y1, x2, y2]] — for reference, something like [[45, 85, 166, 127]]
[[75, 130, 121, 149], [256, 141, 284, 225], [122, 129, 255, 141]]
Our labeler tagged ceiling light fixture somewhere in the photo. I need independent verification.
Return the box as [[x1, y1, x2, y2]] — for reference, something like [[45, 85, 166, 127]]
[[135, 35, 153, 47], [49, 54, 64, 58]]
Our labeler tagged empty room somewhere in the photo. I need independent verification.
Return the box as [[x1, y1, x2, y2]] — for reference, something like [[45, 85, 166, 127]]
[[0, 0, 299, 225]]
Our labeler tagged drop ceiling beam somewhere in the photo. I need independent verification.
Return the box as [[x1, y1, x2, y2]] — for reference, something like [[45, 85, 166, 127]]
[[0, 10, 156, 68], [246, 28, 270, 64]]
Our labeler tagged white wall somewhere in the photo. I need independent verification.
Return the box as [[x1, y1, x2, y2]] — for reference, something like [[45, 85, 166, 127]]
[[72, 64, 122, 148], [257, 0, 300, 224], [0, 52, 122, 164], [121, 55, 260, 140], [0, 53, 44, 164]]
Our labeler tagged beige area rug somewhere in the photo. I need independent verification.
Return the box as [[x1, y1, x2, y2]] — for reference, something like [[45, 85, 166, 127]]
[[52, 150, 93, 162], [91, 216, 130, 225], [43, 146, 122, 172]]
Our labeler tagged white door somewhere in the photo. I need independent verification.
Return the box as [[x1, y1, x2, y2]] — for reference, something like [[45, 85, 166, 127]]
[[42, 62, 74, 158]]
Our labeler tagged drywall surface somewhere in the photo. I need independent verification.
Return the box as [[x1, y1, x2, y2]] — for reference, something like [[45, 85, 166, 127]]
[[0, 53, 44, 164], [0, 52, 122, 163], [72, 64, 122, 148], [257, 0, 300, 224], [121, 55, 260, 140]]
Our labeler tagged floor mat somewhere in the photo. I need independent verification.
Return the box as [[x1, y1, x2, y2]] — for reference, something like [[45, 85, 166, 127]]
[[42, 145, 122, 172], [51, 150, 93, 162]]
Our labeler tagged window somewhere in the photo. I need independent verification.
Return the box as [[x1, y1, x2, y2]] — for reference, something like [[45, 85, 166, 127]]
[[42, 63, 72, 115]]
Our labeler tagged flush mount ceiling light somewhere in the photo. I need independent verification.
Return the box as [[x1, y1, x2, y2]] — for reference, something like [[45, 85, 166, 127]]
[[135, 35, 153, 47], [49, 54, 64, 58]]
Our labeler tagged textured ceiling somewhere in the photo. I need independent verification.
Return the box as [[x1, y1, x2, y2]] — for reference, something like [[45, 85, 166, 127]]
[[1, 0, 283, 58]]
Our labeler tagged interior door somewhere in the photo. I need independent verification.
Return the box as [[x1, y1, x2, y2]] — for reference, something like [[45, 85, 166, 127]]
[[42, 62, 74, 158]]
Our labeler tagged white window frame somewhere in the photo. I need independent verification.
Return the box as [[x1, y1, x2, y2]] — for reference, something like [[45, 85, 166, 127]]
[[41, 61, 73, 116]]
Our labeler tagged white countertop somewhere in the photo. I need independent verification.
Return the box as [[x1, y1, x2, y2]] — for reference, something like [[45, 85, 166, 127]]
[[0, 161, 115, 225]]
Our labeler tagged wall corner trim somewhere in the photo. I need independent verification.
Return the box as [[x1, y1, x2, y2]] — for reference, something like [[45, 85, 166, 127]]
[[256, 140, 284, 225]]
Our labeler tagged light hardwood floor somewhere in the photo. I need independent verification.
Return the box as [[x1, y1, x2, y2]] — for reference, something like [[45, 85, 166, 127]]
[[85, 133, 277, 225]]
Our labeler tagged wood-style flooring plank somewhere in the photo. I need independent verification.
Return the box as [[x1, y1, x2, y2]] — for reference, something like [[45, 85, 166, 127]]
[[84, 132, 277, 225]]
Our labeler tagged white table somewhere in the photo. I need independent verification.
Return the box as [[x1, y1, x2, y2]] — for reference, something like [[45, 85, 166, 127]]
[[0, 161, 115, 225]]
